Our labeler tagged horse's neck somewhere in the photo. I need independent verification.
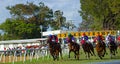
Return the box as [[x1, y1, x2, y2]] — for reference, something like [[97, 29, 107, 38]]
[[70, 41, 75, 45]]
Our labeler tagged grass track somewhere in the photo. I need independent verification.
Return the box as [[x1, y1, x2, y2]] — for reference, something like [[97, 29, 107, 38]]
[[3, 48, 120, 64]]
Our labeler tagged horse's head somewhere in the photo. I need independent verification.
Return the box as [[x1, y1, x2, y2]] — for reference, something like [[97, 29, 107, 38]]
[[47, 37, 54, 47], [47, 37, 51, 44]]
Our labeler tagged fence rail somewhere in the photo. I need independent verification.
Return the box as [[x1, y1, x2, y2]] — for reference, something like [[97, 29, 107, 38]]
[[0, 44, 69, 64], [0, 47, 49, 64]]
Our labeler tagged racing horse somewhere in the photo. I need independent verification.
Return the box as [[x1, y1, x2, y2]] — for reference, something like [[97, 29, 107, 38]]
[[95, 41, 106, 59], [80, 40, 96, 59], [67, 38, 80, 60], [108, 41, 118, 58], [47, 37, 62, 61]]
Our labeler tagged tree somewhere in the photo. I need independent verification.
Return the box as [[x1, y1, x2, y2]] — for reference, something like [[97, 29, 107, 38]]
[[51, 10, 66, 30], [64, 20, 76, 30], [0, 19, 40, 39], [79, 0, 120, 30], [0, 2, 53, 39], [7, 2, 53, 31]]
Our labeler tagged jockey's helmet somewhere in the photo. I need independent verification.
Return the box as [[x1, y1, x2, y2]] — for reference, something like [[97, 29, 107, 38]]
[[68, 33, 71, 37], [48, 34, 52, 37], [100, 34, 102, 37], [96, 33, 100, 36], [108, 33, 111, 36], [82, 33, 86, 36]]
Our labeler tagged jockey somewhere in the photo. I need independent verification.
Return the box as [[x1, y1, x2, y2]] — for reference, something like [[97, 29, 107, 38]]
[[80, 33, 89, 45], [48, 34, 58, 43], [52, 34, 58, 43], [80, 33, 89, 48], [67, 33, 75, 43], [93, 34, 104, 44], [48, 34, 52, 42], [66, 33, 76, 49], [106, 33, 115, 46]]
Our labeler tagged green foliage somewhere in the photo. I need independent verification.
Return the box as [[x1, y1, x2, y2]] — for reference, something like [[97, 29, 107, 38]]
[[51, 10, 66, 30], [0, 2, 68, 40], [0, 19, 41, 39], [6, 2, 53, 29], [79, 0, 120, 30]]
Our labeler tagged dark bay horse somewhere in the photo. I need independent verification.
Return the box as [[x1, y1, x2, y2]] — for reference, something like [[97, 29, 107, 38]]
[[108, 41, 118, 58], [80, 41, 96, 59], [95, 41, 106, 59], [68, 41, 80, 60], [47, 38, 62, 61]]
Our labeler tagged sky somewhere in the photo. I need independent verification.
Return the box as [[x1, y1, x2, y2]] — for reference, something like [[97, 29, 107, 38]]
[[0, 0, 82, 30]]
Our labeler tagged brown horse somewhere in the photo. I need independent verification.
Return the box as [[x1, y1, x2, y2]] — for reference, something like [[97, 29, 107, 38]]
[[68, 41, 80, 60], [95, 41, 106, 59], [47, 38, 62, 61], [108, 41, 118, 58], [81, 42, 96, 59]]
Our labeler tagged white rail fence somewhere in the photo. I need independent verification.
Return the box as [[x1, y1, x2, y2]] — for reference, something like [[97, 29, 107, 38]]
[[0, 44, 69, 64]]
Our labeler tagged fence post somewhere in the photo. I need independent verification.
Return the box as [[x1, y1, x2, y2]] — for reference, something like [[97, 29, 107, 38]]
[[9, 52, 11, 62], [23, 50, 27, 63], [20, 50, 22, 61], [3, 51, 5, 63], [12, 50, 16, 64], [0, 52, 3, 61]]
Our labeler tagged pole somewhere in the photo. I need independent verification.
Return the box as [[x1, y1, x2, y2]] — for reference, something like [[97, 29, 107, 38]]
[[40, 25, 42, 38]]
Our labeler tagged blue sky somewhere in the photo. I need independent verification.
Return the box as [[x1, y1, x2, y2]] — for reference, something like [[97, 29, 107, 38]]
[[0, 0, 82, 27]]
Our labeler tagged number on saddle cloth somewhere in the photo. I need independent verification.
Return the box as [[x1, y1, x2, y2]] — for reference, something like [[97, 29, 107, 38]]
[[71, 37, 75, 42], [52, 38, 56, 42], [81, 36, 88, 44], [51, 35, 56, 43]]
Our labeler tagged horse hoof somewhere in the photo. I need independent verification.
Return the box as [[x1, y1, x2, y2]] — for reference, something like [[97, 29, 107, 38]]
[[94, 55, 96, 56], [106, 53, 108, 55], [102, 55, 104, 57], [91, 54, 93, 56]]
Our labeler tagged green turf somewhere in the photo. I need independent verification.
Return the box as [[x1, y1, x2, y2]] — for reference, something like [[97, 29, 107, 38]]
[[3, 48, 120, 64]]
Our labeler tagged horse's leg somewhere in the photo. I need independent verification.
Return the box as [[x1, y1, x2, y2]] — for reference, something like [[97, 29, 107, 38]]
[[84, 50, 88, 59], [113, 48, 116, 56], [74, 51, 76, 59], [84, 51, 88, 59], [98, 52, 102, 59], [60, 49, 63, 59], [68, 50, 71, 58], [56, 50, 59, 61], [89, 49, 93, 56], [88, 52, 90, 59], [102, 47, 106, 57], [52, 54, 56, 61], [110, 48, 113, 59], [115, 45, 118, 54], [77, 45, 80, 60], [74, 50, 79, 60], [50, 49, 56, 61], [77, 50, 79, 60], [103, 45, 107, 56], [90, 45, 96, 56]]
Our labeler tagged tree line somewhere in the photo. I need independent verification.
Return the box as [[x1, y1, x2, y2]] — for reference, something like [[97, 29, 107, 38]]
[[79, 0, 120, 31], [0, 2, 75, 40]]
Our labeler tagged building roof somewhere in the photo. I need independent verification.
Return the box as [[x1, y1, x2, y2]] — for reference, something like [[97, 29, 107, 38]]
[[42, 30, 67, 36], [0, 38, 47, 44]]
